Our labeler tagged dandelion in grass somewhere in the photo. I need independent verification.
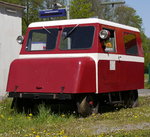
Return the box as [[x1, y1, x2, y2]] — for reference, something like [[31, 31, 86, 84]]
[[31, 128, 35, 131], [29, 113, 33, 117], [8, 117, 12, 120], [98, 134, 104, 137], [0, 114, 4, 119], [58, 130, 65, 135], [33, 131, 36, 134], [29, 133, 32, 136], [92, 113, 96, 116], [26, 116, 31, 119], [61, 114, 65, 117], [46, 133, 51, 136], [134, 115, 138, 118]]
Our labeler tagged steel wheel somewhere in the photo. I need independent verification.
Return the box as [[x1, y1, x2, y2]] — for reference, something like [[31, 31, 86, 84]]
[[123, 90, 138, 108], [77, 95, 99, 117]]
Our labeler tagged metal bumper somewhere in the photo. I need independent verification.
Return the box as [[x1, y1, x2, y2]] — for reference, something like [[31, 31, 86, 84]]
[[8, 92, 72, 100]]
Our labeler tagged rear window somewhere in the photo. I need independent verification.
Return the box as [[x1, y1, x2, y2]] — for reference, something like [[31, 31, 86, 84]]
[[123, 33, 138, 56], [26, 28, 58, 51], [60, 26, 95, 50]]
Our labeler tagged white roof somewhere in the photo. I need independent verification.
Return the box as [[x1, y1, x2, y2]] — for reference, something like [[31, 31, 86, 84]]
[[29, 18, 139, 32]]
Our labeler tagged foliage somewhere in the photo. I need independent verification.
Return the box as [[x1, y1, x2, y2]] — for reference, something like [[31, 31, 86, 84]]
[[70, 0, 94, 19], [70, 0, 143, 31], [114, 6, 143, 31], [22, 0, 44, 34], [70, 0, 114, 20], [141, 33, 150, 72]]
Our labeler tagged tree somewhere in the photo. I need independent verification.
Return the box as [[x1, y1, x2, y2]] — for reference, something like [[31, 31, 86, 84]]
[[141, 33, 150, 72], [90, 0, 113, 20], [114, 6, 143, 31], [21, 0, 44, 34], [70, 0, 94, 19]]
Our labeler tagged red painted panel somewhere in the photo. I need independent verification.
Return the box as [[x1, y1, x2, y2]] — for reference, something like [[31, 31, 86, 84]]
[[98, 60, 144, 93], [7, 57, 96, 94]]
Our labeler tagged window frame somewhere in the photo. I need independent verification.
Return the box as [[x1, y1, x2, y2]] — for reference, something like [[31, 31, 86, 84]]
[[102, 28, 117, 53], [123, 32, 139, 56], [59, 26, 95, 50], [26, 28, 59, 52]]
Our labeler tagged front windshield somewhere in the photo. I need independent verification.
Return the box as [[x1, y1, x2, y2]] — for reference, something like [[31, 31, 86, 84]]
[[26, 28, 58, 51], [60, 26, 95, 50]]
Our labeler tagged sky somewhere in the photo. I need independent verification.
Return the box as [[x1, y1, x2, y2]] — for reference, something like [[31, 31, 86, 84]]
[[124, 0, 150, 38]]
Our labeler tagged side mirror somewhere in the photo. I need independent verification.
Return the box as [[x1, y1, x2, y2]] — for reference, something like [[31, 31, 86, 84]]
[[99, 30, 110, 40], [16, 35, 24, 44]]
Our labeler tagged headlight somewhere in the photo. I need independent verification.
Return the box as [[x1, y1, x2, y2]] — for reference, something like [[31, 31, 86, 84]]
[[99, 30, 110, 40], [16, 35, 24, 44]]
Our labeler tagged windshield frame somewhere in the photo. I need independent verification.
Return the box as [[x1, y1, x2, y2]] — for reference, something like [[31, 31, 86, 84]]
[[59, 25, 95, 51], [20, 24, 97, 54]]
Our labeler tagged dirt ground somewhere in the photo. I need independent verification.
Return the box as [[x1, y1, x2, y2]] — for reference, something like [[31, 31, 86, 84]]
[[138, 89, 150, 96], [90, 122, 150, 135]]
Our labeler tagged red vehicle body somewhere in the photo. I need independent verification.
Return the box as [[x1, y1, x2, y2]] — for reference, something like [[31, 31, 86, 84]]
[[6, 18, 144, 116]]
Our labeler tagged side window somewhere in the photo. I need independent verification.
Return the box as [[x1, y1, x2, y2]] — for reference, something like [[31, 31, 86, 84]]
[[102, 28, 116, 52], [30, 32, 47, 50], [123, 33, 138, 56]]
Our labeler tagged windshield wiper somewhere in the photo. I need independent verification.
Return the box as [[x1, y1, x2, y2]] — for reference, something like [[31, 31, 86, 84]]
[[63, 24, 79, 40], [42, 26, 51, 34]]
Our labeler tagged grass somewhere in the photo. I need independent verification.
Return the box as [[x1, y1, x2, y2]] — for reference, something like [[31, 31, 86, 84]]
[[0, 96, 150, 137]]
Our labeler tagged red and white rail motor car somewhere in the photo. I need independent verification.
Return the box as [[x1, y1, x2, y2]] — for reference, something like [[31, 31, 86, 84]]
[[6, 18, 144, 116]]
